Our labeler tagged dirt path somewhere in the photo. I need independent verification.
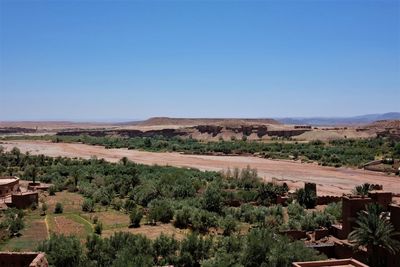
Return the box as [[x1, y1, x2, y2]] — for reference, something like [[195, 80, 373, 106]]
[[2, 140, 399, 196]]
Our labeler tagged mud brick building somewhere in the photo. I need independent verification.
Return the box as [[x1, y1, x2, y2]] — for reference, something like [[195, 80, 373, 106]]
[[0, 252, 48, 267], [0, 176, 39, 209], [0, 176, 20, 197], [293, 258, 368, 267]]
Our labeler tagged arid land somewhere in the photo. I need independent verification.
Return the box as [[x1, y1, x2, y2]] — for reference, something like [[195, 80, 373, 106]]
[[2, 140, 399, 197]]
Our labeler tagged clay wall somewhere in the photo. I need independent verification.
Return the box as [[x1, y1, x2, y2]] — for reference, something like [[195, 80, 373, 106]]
[[316, 196, 341, 205], [341, 196, 372, 238], [11, 192, 38, 209], [368, 191, 392, 210], [388, 205, 400, 267], [280, 230, 307, 240]]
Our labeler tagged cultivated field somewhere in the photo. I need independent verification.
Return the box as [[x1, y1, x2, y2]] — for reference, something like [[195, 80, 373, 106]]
[[1, 189, 189, 250], [2, 140, 399, 196]]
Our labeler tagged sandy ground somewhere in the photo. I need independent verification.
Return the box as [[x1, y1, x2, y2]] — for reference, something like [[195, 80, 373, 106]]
[[1, 140, 399, 196]]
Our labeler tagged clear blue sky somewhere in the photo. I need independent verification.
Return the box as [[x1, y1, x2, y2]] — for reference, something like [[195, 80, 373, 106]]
[[0, 0, 399, 121]]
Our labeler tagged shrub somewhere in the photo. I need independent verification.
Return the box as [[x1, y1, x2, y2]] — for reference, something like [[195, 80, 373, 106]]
[[30, 201, 38, 210], [300, 213, 318, 231], [191, 209, 217, 233], [352, 183, 373, 197], [94, 222, 103, 235], [203, 185, 223, 213], [129, 208, 143, 228], [174, 208, 191, 229], [111, 198, 123, 211], [41, 203, 48, 216], [152, 234, 179, 265], [124, 199, 136, 212], [296, 188, 316, 209], [314, 212, 334, 228], [221, 215, 237, 236], [49, 186, 56, 196], [324, 201, 342, 221], [2, 208, 25, 236], [287, 202, 305, 218], [54, 202, 63, 214], [82, 198, 94, 212], [178, 233, 213, 266], [148, 200, 174, 224]]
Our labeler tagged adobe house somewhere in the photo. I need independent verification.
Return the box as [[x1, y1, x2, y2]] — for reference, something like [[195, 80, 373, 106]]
[[0, 176, 39, 209], [387, 204, 400, 267], [0, 176, 20, 197], [292, 258, 368, 267], [0, 252, 48, 267]]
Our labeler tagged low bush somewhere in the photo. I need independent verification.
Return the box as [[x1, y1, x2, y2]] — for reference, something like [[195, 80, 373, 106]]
[[54, 202, 63, 214]]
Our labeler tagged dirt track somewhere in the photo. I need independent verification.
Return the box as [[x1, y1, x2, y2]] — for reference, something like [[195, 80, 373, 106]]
[[2, 140, 399, 196]]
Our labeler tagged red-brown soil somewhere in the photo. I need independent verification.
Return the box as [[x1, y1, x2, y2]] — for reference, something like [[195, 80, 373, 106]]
[[2, 140, 399, 196]]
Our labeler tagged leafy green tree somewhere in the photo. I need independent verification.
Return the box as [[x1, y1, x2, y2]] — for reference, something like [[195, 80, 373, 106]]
[[349, 204, 400, 267], [37, 234, 83, 267]]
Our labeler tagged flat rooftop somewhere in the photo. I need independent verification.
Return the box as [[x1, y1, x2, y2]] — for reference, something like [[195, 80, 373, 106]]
[[0, 176, 19, 185], [293, 258, 368, 267]]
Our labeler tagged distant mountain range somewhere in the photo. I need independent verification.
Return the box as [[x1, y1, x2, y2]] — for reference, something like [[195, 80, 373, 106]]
[[276, 112, 400, 126]]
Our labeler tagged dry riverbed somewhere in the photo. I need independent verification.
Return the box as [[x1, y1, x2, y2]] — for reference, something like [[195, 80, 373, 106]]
[[1, 140, 399, 196]]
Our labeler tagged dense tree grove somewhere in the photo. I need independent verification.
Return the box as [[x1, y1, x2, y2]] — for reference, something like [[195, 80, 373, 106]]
[[0, 147, 334, 266], [37, 229, 325, 267], [6, 135, 399, 167]]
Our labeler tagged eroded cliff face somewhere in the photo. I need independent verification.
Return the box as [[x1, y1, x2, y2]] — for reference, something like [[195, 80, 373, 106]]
[[55, 124, 311, 140]]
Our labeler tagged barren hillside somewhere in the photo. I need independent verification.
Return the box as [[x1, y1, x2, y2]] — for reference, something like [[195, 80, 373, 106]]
[[137, 117, 280, 127]]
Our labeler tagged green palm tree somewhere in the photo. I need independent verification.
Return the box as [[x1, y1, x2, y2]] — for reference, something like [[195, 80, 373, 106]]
[[348, 203, 400, 267], [352, 183, 372, 197]]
